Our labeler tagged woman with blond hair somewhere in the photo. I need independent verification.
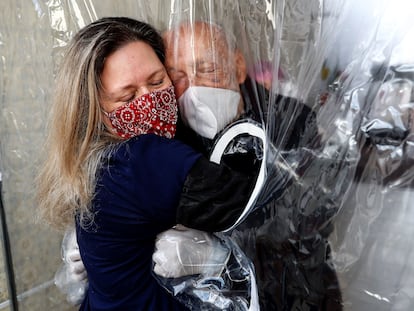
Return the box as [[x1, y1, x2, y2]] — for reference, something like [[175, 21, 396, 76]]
[[36, 17, 256, 310]]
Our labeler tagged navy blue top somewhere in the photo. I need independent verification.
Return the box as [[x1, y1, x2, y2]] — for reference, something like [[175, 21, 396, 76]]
[[77, 134, 200, 311]]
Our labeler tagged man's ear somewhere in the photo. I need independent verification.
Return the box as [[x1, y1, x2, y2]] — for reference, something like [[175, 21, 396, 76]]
[[235, 49, 247, 84]]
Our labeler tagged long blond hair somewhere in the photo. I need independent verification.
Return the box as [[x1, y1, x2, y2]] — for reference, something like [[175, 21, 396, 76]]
[[36, 17, 166, 231]]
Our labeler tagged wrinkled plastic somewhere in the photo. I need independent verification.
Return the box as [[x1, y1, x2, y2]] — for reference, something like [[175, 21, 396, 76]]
[[155, 1, 343, 310], [154, 119, 265, 310], [1, 0, 414, 310], [153, 0, 414, 310], [153, 226, 259, 310], [153, 226, 231, 278]]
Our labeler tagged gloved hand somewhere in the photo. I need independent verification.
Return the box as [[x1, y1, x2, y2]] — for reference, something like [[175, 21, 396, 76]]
[[61, 227, 87, 281], [54, 227, 88, 305], [153, 225, 230, 278]]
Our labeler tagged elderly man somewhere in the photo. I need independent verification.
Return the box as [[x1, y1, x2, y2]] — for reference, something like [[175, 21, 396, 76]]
[[164, 21, 316, 155], [155, 21, 343, 311]]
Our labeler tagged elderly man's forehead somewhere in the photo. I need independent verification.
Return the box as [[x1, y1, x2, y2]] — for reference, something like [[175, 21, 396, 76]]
[[164, 21, 230, 50]]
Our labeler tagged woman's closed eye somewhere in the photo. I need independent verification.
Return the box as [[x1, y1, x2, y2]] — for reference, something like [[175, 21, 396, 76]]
[[149, 79, 165, 87], [119, 93, 137, 103]]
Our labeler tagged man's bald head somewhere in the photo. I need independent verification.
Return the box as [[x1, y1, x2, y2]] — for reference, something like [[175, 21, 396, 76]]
[[163, 21, 247, 99]]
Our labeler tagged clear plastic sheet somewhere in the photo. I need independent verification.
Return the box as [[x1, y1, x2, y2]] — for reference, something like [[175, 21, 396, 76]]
[[1, 0, 414, 310], [153, 226, 259, 311], [154, 1, 347, 310], [54, 227, 88, 306]]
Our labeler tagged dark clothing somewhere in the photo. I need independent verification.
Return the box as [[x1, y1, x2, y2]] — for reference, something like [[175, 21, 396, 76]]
[[77, 134, 256, 311], [177, 77, 343, 311], [177, 156, 258, 232], [77, 135, 199, 311]]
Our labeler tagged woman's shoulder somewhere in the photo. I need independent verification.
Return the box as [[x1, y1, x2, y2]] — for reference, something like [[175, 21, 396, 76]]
[[115, 134, 201, 164], [125, 133, 192, 151]]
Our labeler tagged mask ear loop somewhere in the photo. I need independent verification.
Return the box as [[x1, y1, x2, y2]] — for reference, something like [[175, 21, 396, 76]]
[[102, 110, 111, 118], [209, 120, 267, 232], [100, 108, 118, 135]]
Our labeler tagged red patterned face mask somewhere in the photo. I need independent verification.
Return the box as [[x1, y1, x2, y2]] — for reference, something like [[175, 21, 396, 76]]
[[104, 85, 178, 139]]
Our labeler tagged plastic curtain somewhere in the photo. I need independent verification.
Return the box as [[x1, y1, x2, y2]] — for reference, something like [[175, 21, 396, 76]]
[[1, 0, 414, 310]]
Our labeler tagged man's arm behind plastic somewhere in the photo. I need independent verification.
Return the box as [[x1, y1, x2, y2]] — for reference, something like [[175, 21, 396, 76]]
[[152, 225, 230, 278]]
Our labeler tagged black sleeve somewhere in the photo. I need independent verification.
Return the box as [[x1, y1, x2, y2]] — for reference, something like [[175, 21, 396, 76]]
[[176, 156, 258, 232]]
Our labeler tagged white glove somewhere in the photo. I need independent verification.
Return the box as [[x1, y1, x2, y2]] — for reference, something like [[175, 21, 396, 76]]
[[153, 225, 230, 278], [54, 227, 88, 305], [61, 227, 87, 282]]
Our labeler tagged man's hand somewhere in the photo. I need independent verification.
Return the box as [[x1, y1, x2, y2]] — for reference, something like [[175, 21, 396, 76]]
[[153, 225, 230, 278]]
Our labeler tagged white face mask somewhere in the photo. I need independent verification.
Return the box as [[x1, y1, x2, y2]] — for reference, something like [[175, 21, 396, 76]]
[[178, 86, 241, 139]]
